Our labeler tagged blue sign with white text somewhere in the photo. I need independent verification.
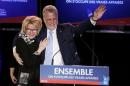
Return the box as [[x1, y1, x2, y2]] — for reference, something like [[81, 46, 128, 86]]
[[40, 65, 109, 85]]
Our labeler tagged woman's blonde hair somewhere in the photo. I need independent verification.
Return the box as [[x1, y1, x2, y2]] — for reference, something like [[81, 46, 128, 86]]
[[21, 16, 42, 35]]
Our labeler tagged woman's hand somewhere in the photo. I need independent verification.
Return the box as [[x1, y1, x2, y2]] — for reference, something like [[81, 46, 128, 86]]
[[10, 68, 17, 84], [36, 38, 48, 55]]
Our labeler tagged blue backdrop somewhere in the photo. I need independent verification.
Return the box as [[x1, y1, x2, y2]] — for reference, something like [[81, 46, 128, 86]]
[[0, 0, 37, 23], [55, 0, 130, 24]]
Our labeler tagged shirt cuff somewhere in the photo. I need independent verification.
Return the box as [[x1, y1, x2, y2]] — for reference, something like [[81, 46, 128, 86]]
[[90, 17, 96, 26]]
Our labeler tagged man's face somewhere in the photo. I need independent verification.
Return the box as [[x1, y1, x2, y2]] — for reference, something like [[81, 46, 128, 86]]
[[43, 12, 58, 30]]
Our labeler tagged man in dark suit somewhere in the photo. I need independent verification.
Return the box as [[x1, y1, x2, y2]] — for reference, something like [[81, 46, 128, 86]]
[[38, 5, 106, 65], [38, 5, 106, 86]]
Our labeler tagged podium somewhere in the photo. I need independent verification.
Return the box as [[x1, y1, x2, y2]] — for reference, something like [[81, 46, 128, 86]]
[[40, 65, 109, 85]]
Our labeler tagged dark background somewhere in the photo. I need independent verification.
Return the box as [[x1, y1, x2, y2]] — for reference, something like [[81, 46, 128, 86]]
[[0, 0, 129, 85]]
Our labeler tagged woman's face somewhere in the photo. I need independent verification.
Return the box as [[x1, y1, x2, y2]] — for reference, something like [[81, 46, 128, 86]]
[[26, 24, 38, 39]]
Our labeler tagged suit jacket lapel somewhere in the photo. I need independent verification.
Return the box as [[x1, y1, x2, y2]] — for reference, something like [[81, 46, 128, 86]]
[[41, 28, 47, 40], [57, 25, 64, 47]]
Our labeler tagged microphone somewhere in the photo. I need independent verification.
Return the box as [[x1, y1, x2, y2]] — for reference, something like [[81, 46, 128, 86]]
[[53, 50, 60, 58], [51, 50, 60, 65], [79, 33, 99, 66]]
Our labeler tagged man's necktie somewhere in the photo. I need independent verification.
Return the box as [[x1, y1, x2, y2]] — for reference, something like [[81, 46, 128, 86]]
[[44, 31, 53, 65]]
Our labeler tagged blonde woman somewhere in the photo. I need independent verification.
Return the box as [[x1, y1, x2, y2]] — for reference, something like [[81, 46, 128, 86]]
[[10, 16, 47, 86]]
